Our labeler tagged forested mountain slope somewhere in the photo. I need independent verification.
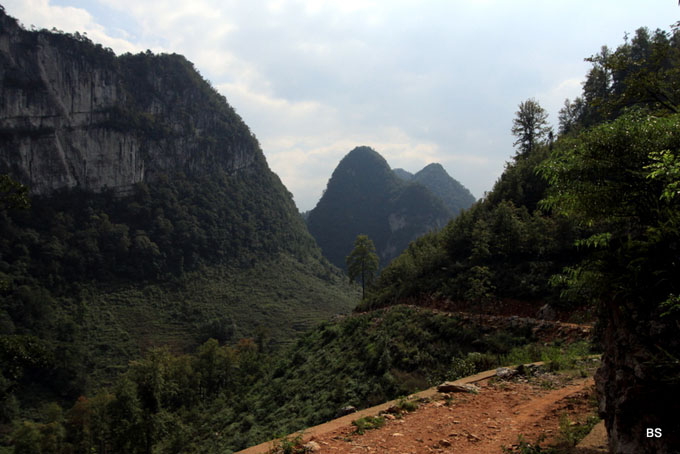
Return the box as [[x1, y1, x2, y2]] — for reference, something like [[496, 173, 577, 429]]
[[306, 146, 455, 269], [0, 6, 356, 422], [394, 163, 476, 215]]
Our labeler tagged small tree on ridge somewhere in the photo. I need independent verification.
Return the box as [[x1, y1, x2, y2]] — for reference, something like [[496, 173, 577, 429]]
[[346, 234, 379, 299]]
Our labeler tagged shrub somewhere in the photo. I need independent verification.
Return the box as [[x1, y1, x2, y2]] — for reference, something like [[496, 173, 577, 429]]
[[396, 397, 418, 413], [268, 433, 309, 454], [352, 416, 385, 435]]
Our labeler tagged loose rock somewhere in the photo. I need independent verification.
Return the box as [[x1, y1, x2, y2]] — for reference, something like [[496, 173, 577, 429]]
[[336, 406, 357, 417], [496, 367, 518, 379], [437, 382, 480, 393], [303, 441, 321, 452]]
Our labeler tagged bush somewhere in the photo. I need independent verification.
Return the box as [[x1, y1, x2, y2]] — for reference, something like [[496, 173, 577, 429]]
[[268, 433, 310, 454], [448, 352, 497, 379], [352, 416, 385, 435], [396, 397, 418, 413]]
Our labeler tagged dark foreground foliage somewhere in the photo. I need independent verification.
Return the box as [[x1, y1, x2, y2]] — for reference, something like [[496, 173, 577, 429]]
[[1, 306, 576, 453]]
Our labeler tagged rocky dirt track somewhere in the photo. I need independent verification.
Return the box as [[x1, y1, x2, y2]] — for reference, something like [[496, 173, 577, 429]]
[[298, 373, 598, 454]]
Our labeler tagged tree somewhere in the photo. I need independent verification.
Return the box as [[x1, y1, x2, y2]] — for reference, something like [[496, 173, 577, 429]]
[[0, 174, 29, 212], [346, 235, 379, 299], [579, 28, 680, 125], [558, 97, 585, 136], [511, 98, 551, 157], [582, 46, 613, 122], [539, 112, 680, 454]]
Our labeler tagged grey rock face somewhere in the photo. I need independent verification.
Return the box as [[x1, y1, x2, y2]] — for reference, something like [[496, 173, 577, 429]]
[[0, 10, 258, 195], [596, 301, 680, 454]]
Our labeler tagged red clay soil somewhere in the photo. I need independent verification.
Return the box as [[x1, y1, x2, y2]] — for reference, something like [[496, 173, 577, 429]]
[[302, 375, 597, 454]]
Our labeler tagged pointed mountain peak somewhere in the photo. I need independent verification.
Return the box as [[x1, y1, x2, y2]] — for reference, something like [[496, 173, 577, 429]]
[[412, 163, 476, 215], [307, 147, 451, 269], [339, 146, 390, 171], [418, 162, 447, 174]]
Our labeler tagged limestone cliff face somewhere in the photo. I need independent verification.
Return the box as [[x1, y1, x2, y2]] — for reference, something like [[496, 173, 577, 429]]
[[0, 9, 259, 195]]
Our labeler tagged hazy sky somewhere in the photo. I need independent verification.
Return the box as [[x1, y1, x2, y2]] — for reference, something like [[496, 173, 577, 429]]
[[3, 1, 678, 210]]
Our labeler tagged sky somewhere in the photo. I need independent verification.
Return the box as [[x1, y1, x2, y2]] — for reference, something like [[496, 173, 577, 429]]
[[3, 1, 678, 211]]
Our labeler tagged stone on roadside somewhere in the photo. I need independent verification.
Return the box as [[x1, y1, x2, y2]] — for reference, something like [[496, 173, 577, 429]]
[[303, 441, 321, 452], [437, 382, 480, 393], [336, 406, 357, 417], [467, 433, 481, 442], [495, 367, 517, 379], [537, 303, 557, 320]]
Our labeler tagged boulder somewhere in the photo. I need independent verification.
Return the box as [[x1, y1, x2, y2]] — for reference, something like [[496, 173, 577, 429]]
[[303, 441, 321, 452], [495, 367, 517, 379], [335, 405, 357, 417], [537, 303, 557, 321]]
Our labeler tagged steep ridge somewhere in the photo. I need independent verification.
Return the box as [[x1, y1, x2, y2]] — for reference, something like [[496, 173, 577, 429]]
[[306, 146, 453, 269]]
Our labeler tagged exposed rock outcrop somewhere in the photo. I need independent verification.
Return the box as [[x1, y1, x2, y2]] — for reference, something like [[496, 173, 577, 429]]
[[0, 9, 259, 195], [595, 301, 680, 454]]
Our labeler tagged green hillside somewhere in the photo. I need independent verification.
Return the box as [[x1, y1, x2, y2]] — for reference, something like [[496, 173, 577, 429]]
[[4, 304, 592, 453], [0, 9, 358, 428]]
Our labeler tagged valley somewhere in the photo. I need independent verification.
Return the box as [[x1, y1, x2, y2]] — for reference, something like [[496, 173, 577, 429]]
[[1, 4, 679, 454]]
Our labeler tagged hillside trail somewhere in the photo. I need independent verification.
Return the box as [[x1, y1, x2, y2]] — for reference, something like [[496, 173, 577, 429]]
[[237, 306, 598, 454], [301, 375, 596, 454], [238, 365, 603, 454], [398, 299, 594, 335]]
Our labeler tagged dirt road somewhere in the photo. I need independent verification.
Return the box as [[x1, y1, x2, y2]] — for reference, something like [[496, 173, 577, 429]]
[[301, 375, 596, 453]]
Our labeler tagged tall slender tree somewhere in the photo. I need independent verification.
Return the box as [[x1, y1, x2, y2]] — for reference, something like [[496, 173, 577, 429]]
[[511, 99, 551, 157], [346, 235, 379, 299]]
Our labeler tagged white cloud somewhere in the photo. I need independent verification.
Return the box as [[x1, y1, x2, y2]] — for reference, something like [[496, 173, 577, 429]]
[[3, 0, 141, 53]]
